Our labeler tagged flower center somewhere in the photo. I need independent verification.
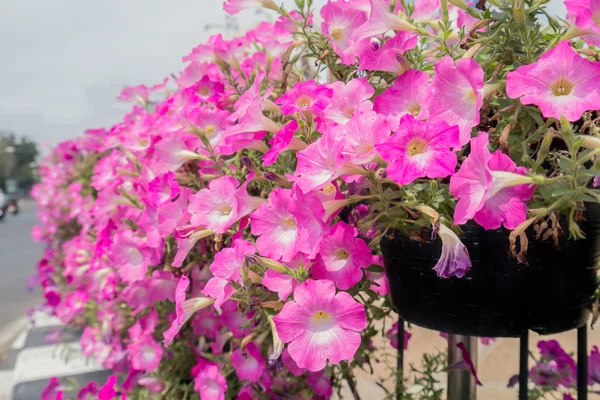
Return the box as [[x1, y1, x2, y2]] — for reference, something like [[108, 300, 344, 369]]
[[199, 87, 211, 96], [139, 138, 149, 147], [323, 183, 336, 194], [550, 78, 574, 96], [312, 311, 331, 322], [335, 249, 350, 260], [407, 103, 422, 116], [593, 11, 600, 27], [296, 95, 313, 108], [407, 138, 428, 156], [330, 28, 345, 41], [204, 125, 216, 136], [219, 204, 233, 216], [282, 216, 296, 227], [464, 87, 478, 103]]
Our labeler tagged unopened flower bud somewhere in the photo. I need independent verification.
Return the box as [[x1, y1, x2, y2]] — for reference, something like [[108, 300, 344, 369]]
[[536, 128, 554, 165], [512, 0, 526, 26], [245, 254, 289, 274], [241, 156, 254, 170], [268, 316, 284, 369], [264, 171, 292, 188]]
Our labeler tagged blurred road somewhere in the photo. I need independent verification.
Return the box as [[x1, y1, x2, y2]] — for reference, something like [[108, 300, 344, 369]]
[[0, 201, 42, 330]]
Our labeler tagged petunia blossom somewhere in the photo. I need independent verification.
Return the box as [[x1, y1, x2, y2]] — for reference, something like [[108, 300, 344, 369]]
[[128, 337, 163, 372], [323, 78, 374, 125], [358, 31, 418, 75], [163, 275, 215, 346], [374, 69, 431, 130], [376, 115, 459, 185], [311, 222, 372, 290], [194, 362, 228, 400], [352, 0, 416, 42], [506, 41, 600, 122], [565, 0, 600, 46], [275, 79, 333, 116], [320, 1, 371, 65], [202, 240, 256, 308], [429, 56, 484, 146], [188, 176, 261, 234], [250, 186, 327, 262], [273, 279, 368, 371], [338, 110, 391, 165], [432, 224, 472, 279], [290, 130, 365, 192], [231, 342, 266, 382], [223, 0, 278, 14], [450, 133, 536, 230]]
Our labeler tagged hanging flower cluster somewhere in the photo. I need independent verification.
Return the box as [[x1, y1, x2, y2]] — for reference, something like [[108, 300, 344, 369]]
[[32, 0, 600, 398]]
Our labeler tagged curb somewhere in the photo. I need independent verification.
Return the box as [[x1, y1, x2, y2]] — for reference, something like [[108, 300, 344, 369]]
[[0, 317, 29, 357], [0, 312, 109, 400]]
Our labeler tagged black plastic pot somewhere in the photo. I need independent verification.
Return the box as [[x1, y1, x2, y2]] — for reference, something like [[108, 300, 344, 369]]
[[380, 204, 600, 337]]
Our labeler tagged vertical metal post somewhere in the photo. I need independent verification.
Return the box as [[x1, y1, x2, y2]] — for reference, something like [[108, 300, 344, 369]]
[[448, 335, 477, 400], [519, 330, 528, 400], [396, 318, 405, 400], [578, 325, 588, 400]]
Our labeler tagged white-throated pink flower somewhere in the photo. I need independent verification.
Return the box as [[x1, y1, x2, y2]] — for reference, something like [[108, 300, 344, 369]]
[[376, 115, 460, 185], [273, 279, 367, 372], [429, 56, 484, 146], [506, 41, 600, 122], [311, 222, 372, 290], [450, 133, 535, 230]]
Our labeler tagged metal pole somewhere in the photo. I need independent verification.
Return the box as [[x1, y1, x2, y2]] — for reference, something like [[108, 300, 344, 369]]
[[396, 318, 405, 400], [448, 335, 477, 400], [519, 331, 528, 400], [578, 325, 588, 400]]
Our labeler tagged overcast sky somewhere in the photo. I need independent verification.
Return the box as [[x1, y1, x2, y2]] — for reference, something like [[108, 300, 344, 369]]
[[0, 0, 564, 152]]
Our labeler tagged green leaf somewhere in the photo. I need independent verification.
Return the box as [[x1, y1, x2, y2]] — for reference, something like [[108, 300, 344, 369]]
[[559, 156, 575, 174], [365, 264, 385, 273]]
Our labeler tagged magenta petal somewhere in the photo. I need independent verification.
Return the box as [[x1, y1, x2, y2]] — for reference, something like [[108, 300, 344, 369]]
[[455, 342, 483, 386]]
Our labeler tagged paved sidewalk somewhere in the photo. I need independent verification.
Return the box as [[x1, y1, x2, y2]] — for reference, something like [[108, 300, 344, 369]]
[[0, 312, 109, 400]]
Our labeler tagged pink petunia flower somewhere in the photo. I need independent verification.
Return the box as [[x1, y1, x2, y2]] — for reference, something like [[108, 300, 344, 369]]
[[589, 346, 600, 385], [231, 342, 266, 382], [223, 0, 278, 15], [429, 56, 484, 146], [163, 275, 215, 346], [323, 78, 374, 125], [352, 0, 416, 42], [450, 133, 535, 230], [432, 224, 472, 278], [506, 41, 600, 122], [374, 69, 431, 130], [376, 115, 460, 185], [193, 363, 228, 400], [202, 239, 256, 308], [147, 172, 179, 208], [275, 79, 333, 116], [307, 371, 333, 398], [273, 279, 368, 371], [290, 130, 364, 192], [565, 0, 600, 46], [337, 110, 391, 165], [188, 176, 261, 234], [321, 1, 371, 65], [282, 347, 307, 376], [386, 321, 412, 350], [262, 120, 307, 166], [250, 186, 327, 262], [128, 337, 163, 372], [358, 32, 418, 74], [366, 255, 389, 295], [311, 222, 372, 290], [262, 254, 308, 301]]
